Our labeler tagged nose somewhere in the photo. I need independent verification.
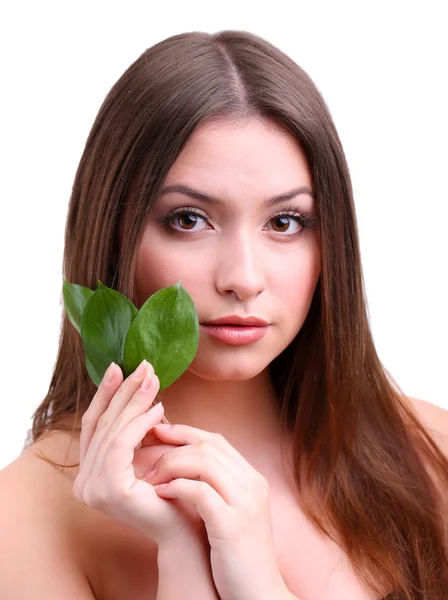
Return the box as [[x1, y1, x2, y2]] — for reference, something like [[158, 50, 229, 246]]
[[215, 231, 266, 301]]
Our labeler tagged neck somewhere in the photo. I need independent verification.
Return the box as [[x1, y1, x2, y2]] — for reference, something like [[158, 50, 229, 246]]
[[156, 368, 293, 474], [48, 368, 295, 485]]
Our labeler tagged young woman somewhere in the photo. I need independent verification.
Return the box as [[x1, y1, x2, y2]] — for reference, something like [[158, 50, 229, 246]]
[[0, 30, 446, 600]]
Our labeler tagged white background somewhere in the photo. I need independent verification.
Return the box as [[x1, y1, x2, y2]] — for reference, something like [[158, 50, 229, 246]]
[[1, 1, 446, 469]]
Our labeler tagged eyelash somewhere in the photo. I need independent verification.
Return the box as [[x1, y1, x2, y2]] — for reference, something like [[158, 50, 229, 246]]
[[159, 203, 318, 236]]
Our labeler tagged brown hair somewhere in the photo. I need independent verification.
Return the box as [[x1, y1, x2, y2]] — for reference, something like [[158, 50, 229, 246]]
[[27, 30, 447, 599]]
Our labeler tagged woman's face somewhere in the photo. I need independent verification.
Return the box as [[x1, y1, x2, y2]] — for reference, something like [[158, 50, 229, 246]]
[[134, 117, 321, 381]]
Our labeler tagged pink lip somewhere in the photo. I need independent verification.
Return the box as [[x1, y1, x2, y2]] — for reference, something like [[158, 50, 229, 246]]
[[200, 324, 269, 345], [202, 315, 269, 327]]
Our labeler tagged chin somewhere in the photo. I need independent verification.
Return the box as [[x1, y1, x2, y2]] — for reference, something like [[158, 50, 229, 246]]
[[187, 353, 271, 382]]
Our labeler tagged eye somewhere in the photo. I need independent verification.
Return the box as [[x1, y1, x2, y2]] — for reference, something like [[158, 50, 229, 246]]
[[173, 212, 207, 231], [267, 214, 303, 234], [159, 204, 318, 237], [161, 208, 211, 232]]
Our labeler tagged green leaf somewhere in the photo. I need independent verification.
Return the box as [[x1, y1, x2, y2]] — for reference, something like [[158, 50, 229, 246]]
[[81, 280, 138, 386], [123, 281, 199, 391], [63, 278, 94, 335], [85, 353, 103, 387]]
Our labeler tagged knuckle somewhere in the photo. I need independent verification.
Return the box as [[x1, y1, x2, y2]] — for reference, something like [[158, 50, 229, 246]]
[[154, 453, 166, 469], [97, 413, 110, 431], [81, 411, 92, 426], [197, 482, 209, 501], [84, 483, 108, 509], [108, 434, 127, 452], [199, 440, 213, 453], [72, 478, 84, 502], [212, 433, 228, 450], [82, 483, 95, 505], [216, 469, 230, 489], [203, 454, 217, 469]]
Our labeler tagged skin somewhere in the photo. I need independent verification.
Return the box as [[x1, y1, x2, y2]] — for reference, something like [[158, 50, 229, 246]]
[[132, 115, 322, 466], [2, 116, 446, 600]]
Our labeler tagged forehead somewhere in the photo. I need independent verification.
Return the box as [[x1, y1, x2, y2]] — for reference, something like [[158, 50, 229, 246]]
[[163, 117, 313, 194]]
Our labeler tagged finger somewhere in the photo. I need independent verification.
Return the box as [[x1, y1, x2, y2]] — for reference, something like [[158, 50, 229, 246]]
[[151, 431, 250, 487], [91, 372, 161, 479], [153, 424, 263, 482], [78, 361, 156, 490], [99, 401, 165, 491], [79, 362, 123, 466], [100, 360, 155, 432], [147, 448, 245, 504], [148, 443, 250, 494], [139, 427, 164, 448], [155, 479, 227, 530]]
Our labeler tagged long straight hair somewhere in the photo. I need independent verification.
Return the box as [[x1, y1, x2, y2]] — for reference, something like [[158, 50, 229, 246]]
[[28, 30, 447, 599]]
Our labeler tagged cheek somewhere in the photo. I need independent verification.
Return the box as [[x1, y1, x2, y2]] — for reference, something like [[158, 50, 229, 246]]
[[268, 246, 320, 339], [135, 235, 211, 308], [269, 242, 321, 303], [135, 243, 168, 306]]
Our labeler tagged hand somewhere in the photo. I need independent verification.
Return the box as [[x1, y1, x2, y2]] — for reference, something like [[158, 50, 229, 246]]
[[72, 360, 206, 547], [148, 424, 289, 600]]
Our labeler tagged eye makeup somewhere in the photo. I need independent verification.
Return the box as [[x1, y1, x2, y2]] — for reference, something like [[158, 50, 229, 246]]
[[156, 202, 318, 237]]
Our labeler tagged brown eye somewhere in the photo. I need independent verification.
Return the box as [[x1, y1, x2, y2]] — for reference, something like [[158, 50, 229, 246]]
[[271, 216, 293, 232], [160, 207, 210, 233], [177, 214, 199, 230]]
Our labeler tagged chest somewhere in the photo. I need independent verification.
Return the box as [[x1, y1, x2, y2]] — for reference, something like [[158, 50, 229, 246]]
[[82, 492, 377, 600], [269, 492, 377, 600]]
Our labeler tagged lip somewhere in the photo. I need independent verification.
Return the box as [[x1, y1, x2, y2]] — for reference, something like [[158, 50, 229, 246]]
[[200, 323, 270, 346], [201, 315, 269, 327]]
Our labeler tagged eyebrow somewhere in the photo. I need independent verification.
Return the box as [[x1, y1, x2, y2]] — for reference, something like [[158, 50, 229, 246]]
[[158, 184, 314, 208]]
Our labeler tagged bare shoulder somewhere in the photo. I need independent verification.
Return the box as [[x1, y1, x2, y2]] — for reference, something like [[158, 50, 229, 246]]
[[405, 395, 448, 455], [0, 431, 160, 599], [0, 438, 95, 598]]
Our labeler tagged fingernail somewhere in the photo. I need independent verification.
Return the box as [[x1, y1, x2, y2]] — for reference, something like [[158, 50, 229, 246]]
[[155, 484, 168, 491], [104, 362, 115, 383], [134, 359, 147, 380], [140, 371, 152, 391], [154, 423, 171, 430], [146, 468, 157, 480]]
